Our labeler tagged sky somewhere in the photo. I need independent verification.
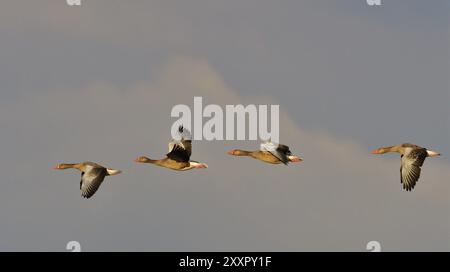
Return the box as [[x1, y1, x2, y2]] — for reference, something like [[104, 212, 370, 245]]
[[0, 0, 448, 251]]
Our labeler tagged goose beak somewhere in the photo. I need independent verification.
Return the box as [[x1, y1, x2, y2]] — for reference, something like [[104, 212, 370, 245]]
[[227, 150, 234, 155], [371, 149, 381, 154], [53, 164, 61, 170]]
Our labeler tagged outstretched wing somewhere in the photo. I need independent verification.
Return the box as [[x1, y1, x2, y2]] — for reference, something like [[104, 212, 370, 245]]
[[260, 142, 291, 165], [80, 166, 107, 199], [400, 148, 427, 191], [167, 125, 192, 162]]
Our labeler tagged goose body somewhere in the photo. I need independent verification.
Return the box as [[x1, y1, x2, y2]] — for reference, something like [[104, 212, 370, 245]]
[[135, 126, 208, 171], [54, 161, 122, 198], [228, 142, 302, 165], [372, 143, 440, 191]]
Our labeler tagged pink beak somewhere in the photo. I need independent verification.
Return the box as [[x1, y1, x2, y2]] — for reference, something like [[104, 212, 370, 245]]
[[290, 157, 303, 163]]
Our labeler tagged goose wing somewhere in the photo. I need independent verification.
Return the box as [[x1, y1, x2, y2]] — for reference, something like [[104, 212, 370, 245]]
[[167, 125, 192, 163], [400, 148, 427, 191], [80, 165, 107, 198], [260, 142, 291, 165]]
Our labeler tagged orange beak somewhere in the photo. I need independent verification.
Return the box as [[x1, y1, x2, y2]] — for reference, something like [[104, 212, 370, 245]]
[[53, 164, 61, 170], [371, 149, 381, 154], [227, 150, 235, 155]]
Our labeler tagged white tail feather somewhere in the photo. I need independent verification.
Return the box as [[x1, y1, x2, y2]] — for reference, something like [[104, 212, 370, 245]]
[[107, 169, 122, 176], [427, 150, 441, 157], [288, 155, 302, 162], [189, 162, 208, 168]]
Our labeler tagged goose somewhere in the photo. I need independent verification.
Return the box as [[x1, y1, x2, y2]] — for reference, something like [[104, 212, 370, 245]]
[[54, 161, 122, 198], [372, 143, 440, 191], [227, 142, 302, 165], [134, 126, 208, 171]]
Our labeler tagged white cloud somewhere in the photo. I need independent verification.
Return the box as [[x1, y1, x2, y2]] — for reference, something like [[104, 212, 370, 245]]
[[0, 56, 448, 251]]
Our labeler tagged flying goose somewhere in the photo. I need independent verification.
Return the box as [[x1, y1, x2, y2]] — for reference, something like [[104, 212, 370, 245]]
[[372, 143, 440, 191], [54, 161, 122, 198], [228, 142, 302, 165], [134, 126, 208, 171]]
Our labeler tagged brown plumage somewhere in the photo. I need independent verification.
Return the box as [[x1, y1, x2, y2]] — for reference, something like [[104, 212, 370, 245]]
[[135, 126, 208, 171], [54, 161, 122, 198], [228, 142, 302, 165], [372, 143, 440, 191]]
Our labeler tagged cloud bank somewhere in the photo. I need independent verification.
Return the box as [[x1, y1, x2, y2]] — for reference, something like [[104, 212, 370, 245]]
[[0, 56, 448, 251]]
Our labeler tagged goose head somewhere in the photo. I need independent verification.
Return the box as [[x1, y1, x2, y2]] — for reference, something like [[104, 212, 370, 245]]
[[227, 149, 250, 156], [371, 147, 392, 154], [54, 163, 76, 170], [134, 156, 152, 163]]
